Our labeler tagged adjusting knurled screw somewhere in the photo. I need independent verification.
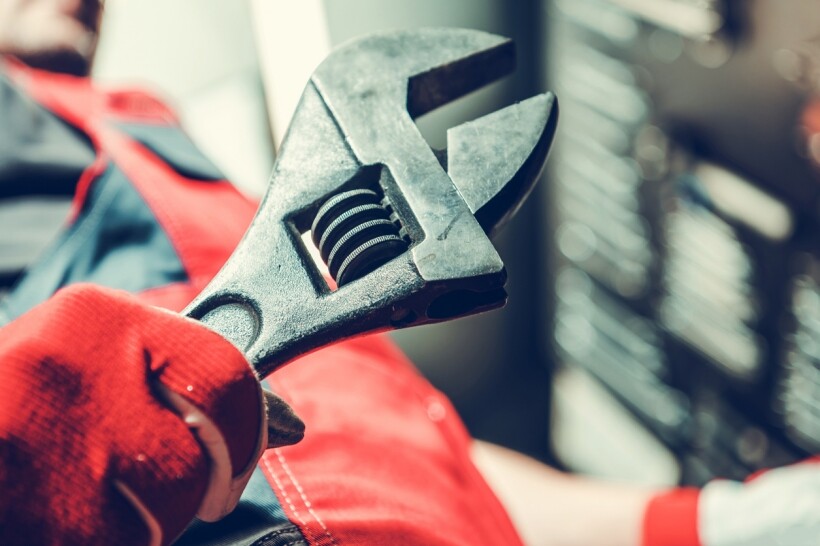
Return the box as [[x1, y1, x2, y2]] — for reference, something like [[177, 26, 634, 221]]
[[311, 189, 408, 286]]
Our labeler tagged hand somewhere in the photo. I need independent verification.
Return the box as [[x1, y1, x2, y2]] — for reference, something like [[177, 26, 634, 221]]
[[0, 284, 301, 546], [643, 458, 820, 546]]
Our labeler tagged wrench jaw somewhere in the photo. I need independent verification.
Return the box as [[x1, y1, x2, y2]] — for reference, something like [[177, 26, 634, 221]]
[[184, 28, 557, 378], [446, 92, 560, 238], [313, 28, 516, 120], [405, 34, 515, 119]]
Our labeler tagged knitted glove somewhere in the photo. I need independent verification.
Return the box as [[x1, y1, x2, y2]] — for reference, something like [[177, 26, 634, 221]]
[[643, 458, 820, 546], [0, 284, 298, 546]]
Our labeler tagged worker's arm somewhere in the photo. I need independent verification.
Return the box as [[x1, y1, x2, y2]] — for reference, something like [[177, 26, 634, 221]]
[[472, 440, 654, 546], [473, 440, 820, 546]]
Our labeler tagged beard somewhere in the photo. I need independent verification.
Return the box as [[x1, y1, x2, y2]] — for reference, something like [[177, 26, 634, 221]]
[[13, 41, 95, 77]]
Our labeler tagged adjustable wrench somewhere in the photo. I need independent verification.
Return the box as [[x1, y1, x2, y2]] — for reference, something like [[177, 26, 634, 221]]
[[184, 28, 558, 378]]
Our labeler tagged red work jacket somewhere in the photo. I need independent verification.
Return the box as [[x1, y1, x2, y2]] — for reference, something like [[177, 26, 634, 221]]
[[1, 59, 524, 546]]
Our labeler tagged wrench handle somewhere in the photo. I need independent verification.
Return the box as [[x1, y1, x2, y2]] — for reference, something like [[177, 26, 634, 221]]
[[188, 300, 263, 367]]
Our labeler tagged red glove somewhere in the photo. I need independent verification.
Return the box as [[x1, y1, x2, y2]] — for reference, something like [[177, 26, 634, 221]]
[[0, 284, 286, 545], [642, 458, 820, 546]]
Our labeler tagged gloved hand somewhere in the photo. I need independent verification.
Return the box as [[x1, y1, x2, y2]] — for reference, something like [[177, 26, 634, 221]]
[[643, 458, 820, 546], [0, 284, 303, 546]]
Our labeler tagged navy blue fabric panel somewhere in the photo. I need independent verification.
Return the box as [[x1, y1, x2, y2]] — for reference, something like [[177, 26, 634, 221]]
[[249, 526, 309, 546], [116, 123, 225, 181], [0, 165, 187, 324], [0, 71, 95, 198], [175, 466, 303, 546]]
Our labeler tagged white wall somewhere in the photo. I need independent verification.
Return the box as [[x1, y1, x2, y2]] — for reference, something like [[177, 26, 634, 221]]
[[93, 0, 275, 195]]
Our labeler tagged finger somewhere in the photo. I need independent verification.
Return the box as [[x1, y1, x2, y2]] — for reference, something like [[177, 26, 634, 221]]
[[144, 313, 265, 482], [159, 385, 264, 521], [96, 481, 154, 546], [109, 395, 209, 546]]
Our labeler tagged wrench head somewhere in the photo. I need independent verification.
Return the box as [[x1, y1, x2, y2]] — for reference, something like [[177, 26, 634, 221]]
[[314, 29, 557, 239], [310, 27, 558, 280], [185, 28, 558, 376]]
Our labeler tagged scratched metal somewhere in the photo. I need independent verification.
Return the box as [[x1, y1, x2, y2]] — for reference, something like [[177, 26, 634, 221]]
[[183, 28, 558, 377]]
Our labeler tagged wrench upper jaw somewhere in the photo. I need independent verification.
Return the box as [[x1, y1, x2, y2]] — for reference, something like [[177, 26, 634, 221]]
[[313, 28, 515, 117], [406, 35, 515, 118]]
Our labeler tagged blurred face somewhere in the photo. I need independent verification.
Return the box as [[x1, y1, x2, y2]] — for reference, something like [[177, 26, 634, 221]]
[[0, 0, 103, 75]]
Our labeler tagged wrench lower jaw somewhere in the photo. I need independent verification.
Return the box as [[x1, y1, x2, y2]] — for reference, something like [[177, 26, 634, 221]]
[[390, 265, 509, 328], [423, 285, 508, 322]]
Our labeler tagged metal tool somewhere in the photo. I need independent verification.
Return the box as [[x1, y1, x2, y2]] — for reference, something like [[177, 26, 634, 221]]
[[183, 28, 558, 377]]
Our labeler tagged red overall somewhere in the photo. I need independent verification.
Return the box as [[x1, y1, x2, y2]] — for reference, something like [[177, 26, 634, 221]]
[[3, 60, 524, 545]]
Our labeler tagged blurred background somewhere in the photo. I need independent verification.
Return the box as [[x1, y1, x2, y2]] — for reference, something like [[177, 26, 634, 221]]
[[93, 0, 820, 485]]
